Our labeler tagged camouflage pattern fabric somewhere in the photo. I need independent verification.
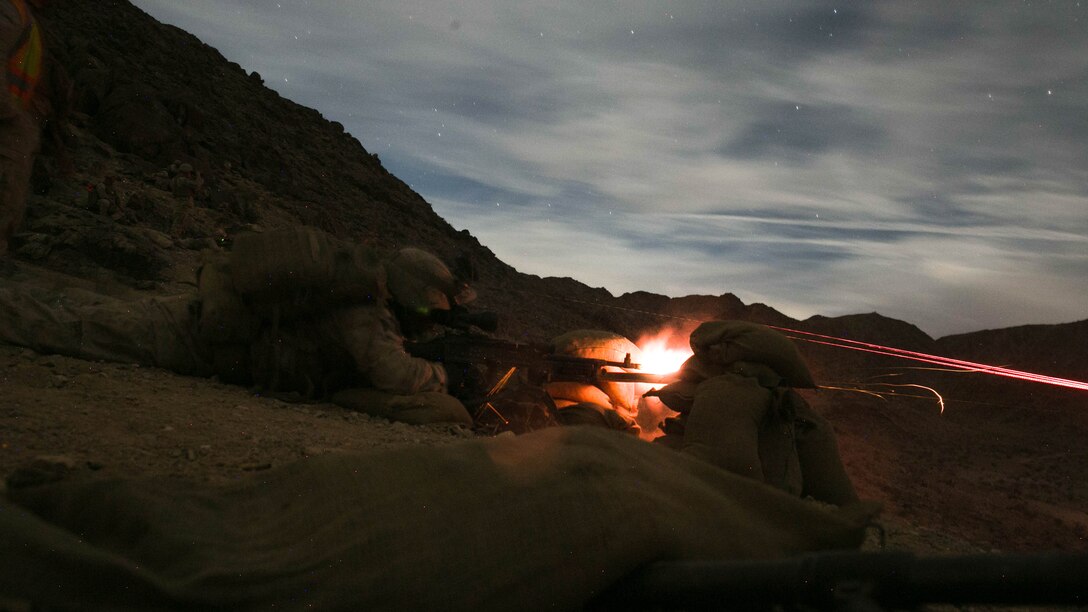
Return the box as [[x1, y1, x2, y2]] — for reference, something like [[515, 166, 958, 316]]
[[0, 280, 459, 427], [384, 247, 467, 312], [229, 226, 388, 321], [0, 282, 211, 375]]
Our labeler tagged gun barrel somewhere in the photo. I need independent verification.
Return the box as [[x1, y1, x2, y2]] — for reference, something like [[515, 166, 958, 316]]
[[596, 371, 680, 385], [597, 551, 1088, 609]]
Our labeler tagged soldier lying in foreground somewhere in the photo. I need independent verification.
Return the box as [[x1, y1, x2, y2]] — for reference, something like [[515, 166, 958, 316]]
[[4, 426, 1082, 610], [0, 426, 881, 610]]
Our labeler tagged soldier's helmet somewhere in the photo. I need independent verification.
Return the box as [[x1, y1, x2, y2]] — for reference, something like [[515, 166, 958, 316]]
[[384, 248, 476, 314]]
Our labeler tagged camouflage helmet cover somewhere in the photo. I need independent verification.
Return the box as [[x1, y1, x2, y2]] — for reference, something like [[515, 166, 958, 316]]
[[384, 248, 475, 312]]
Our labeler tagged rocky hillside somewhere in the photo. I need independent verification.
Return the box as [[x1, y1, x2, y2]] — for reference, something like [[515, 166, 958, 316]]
[[12, 0, 1086, 409]]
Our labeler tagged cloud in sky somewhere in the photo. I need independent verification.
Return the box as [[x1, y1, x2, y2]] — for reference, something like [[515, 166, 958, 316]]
[[131, 0, 1088, 337]]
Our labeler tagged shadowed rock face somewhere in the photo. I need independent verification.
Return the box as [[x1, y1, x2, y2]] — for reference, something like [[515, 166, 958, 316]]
[[13, 1, 1086, 403]]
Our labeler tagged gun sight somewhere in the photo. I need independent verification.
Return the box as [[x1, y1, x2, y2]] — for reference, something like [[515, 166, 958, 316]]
[[434, 306, 500, 332]]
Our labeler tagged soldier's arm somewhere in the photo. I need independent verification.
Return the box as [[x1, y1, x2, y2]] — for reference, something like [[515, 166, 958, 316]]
[[333, 304, 448, 395]]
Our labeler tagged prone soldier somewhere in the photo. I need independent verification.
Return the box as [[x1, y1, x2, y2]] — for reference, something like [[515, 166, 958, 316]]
[[0, 227, 478, 425]]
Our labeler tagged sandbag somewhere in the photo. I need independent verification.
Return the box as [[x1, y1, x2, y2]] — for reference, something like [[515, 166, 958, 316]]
[[680, 373, 803, 497], [689, 320, 816, 388], [544, 381, 613, 408], [331, 388, 472, 425], [545, 379, 642, 431], [552, 329, 641, 367], [648, 378, 699, 413], [793, 396, 860, 505], [552, 329, 643, 413], [555, 402, 640, 434], [0, 427, 877, 611], [230, 226, 388, 320]]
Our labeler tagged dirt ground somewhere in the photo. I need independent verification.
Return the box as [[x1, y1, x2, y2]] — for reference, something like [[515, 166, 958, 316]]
[[0, 345, 474, 489], [811, 387, 1088, 554]]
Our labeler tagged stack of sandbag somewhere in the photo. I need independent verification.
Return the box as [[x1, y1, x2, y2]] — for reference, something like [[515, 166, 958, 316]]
[[653, 321, 857, 505]]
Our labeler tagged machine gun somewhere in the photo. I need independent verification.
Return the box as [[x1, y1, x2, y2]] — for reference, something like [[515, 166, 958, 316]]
[[406, 331, 677, 402], [593, 550, 1088, 610], [406, 331, 679, 433]]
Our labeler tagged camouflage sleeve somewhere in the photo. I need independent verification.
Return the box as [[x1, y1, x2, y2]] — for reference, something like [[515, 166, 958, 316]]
[[332, 304, 448, 395]]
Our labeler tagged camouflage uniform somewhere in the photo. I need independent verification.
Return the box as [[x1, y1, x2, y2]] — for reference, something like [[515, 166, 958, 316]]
[[0, 284, 210, 375], [0, 233, 472, 425], [323, 247, 471, 424]]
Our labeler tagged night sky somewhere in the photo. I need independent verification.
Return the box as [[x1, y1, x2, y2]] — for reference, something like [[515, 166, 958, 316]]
[[130, 1, 1088, 338]]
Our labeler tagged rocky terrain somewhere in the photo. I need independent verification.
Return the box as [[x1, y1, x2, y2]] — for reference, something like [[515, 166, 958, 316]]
[[1, 0, 1085, 567]]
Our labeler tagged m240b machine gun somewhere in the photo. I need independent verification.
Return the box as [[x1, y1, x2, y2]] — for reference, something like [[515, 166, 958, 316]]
[[406, 332, 676, 401]]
